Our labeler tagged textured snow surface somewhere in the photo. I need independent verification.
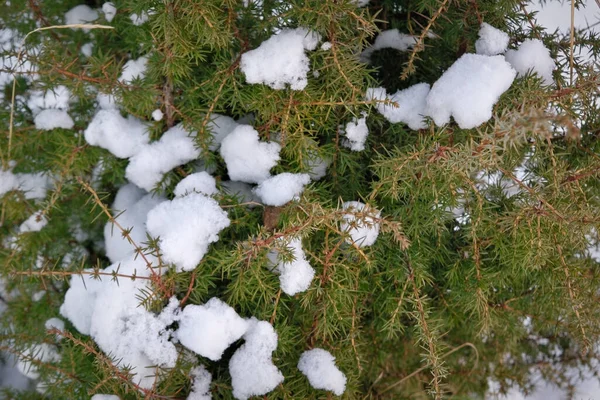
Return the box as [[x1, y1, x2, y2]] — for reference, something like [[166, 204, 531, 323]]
[[130, 11, 150, 26], [253, 173, 310, 206], [174, 172, 218, 197], [298, 348, 347, 396], [34, 109, 74, 130], [367, 83, 430, 130], [19, 211, 47, 233], [268, 238, 315, 295], [475, 23, 509, 56], [176, 298, 249, 361], [425, 53, 516, 129], [361, 29, 416, 61], [126, 124, 200, 191], [27, 86, 71, 116], [104, 184, 165, 263], [220, 125, 281, 184], [60, 257, 178, 389], [343, 114, 369, 151], [119, 56, 148, 83], [505, 39, 555, 85], [240, 28, 321, 90], [341, 201, 381, 247], [187, 366, 212, 400], [146, 193, 230, 272], [229, 318, 284, 400], [102, 2, 117, 22], [0, 168, 50, 200], [64, 5, 99, 26], [84, 109, 150, 159]]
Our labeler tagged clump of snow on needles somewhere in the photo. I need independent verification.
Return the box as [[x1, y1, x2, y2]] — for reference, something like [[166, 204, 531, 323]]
[[425, 53, 516, 129], [253, 173, 310, 206], [206, 114, 239, 151], [341, 201, 381, 248], [126, 124, 200, 191], [504, 39, 555, 86], [91, 395, 120, 400], [119, 56, 148, 83], [229, 318, 284, 400], [0, 167, 50, 200], [298, 348, 347, 396], [174, 172, 218, 197], [240, 28, 321, 90], [19, 211, 47, 233], [146, 193, 230, 272], [64, 5, 99, 27], [101, 2, 117, 23], [268, 238, 315, 296], [361, 29, 416, 62], [16, 343, 60, 379], [475, 23, 509, 56], [343, 113, 369, 151], [84, 110, 150, 159], [187, 366, 212, 400], [60, 257, 179, 389], [367, 83, 430, 130], [175, 297, 249, 361], [220, 125, 281, 184], [34, 109, 74, 131], [27, 85, 71, 116]]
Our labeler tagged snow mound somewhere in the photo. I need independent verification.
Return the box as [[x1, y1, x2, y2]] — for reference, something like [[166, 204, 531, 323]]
[[34, 109, 74, 130], [229, 318, 284, 400], [187, 365, 212, 400], [505, 39, 555, 85], [240, 28, 321, 90], [146, 193, 230, 272], [119, 56, 148, 83], [268, 238, 315, 295], [84, 109, 150, 159], [298, 348, 347, 396], [343, 114, 369, 151], [126, 124, 200, 191], [425, 53, 516, 129], [220, 125, 281, 184], [475, 23, 509, 56], [176, 298, 249, 361], [253, 173, 310, 206], [341, 201, 381, 247], [367, 83, 430, 130], [27, 86, 71, 116], [174, 172, 218, 197], [361, 29, 416, 62]]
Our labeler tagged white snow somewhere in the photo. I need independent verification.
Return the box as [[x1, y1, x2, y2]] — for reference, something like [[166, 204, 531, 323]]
[[104, 184, 165, 263], [91, 395, 120, 400], [34, 109, 74, 130], [341, 201, 380, 247], [126, 124, 200, 191], [240, 28, 321, 90], [361, 29, 416, 62], [19, 211, 47, 233], [253, 173, 310, 206], [306, 154, 329, 181], [343, 114, 369, 151], [220, 125, 281, 184], [298, 348, 347, 396], [16, 343, 60, 379], [97, 92, 117, 109], [174, 172, 218, 197], [102, 2, 117, 22], [64, 5, 99, 27], [355, 0, 370, 7], [0, 168, 50, 200], [44, 317, 65, 333], [187, 366, 212, 400], [320, 41, 332, 51], [504, 39, 555, 85], [60, 256, 179, 389], [475, 23, 509, 56], [146, 193, 230, 272], [84, 109, 150, 159], [81, 42, 94, 57], [119, 56, 148, 84], [27, 86, 71, 116], [152, 109, 164, 121], [130, 11, 150, 26], [367, 83, 430, 130], [425, 53, 516, 129], [229, 318, 284, 400], [268, 238, 315, 296], [206, 114, 239, 151], [176, 298, 249, 361]]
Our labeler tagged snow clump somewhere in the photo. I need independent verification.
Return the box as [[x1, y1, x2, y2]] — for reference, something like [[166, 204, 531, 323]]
[[424, 53, 516, 129], [176, 298, 249, 361], [152, 109, 164, 121], [16, 343, 60, 379], [253, 173, 310, 206], [504, 39, 555, 85], [343, 114, 369, 151], [19, 211, 47, 233], [475, 23, 509, 56], [64, 5, 99, 27], [366, 83, 430, 130], [341, 201, 381, 247], [34, 109, 74, 130], [361, 29, 416, 62], [220, 125, 281, 184], [187, 366, 212, 400], [229, 318, 284, 400], [84, 110, 150, 158], [298, 348, 347, 396], [119, 56, 148, 83], [146, 193, 230, 272], [206, 114, 239, 151], [0, 168, 50, 200], [102, 2, 117, 22], [91, 395, 120, 400], [268, 238, 315, 296], [174, 172, 218, 197], [240, 28, 321, 90]]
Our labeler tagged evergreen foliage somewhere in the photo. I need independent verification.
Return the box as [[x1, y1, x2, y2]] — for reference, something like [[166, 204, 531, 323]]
[[0, 0, 599, 399]]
